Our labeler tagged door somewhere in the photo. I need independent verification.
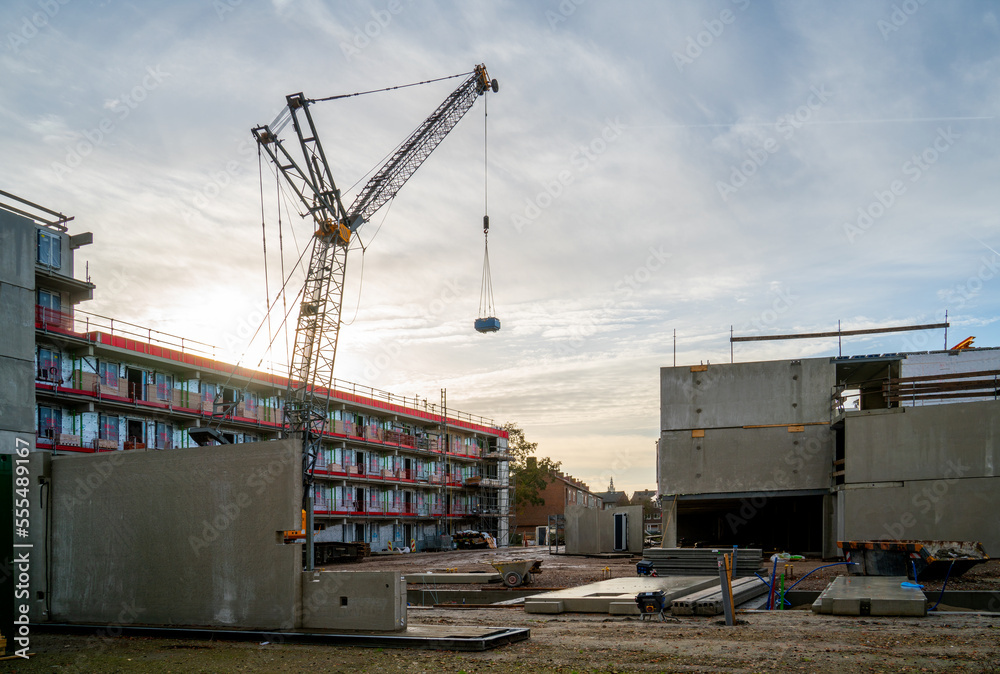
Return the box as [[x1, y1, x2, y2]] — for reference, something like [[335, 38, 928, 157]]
[[125, 367, 144, 400], [613, 512, 628, 552], [126, 419, 145, 448]]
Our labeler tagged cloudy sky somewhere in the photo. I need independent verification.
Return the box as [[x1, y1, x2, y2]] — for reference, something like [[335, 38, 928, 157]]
[[3, 0, 998, 495]]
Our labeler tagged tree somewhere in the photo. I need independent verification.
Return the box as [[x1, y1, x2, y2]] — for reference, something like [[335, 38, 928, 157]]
[[503, 422, 561, 508]]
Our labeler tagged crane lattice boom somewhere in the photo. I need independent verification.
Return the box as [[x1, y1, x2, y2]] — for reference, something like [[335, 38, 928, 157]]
[[251, 66, 498, 561]]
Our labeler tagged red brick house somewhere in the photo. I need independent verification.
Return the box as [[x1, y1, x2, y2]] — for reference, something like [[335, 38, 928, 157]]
[[515, 470, 601, 540]]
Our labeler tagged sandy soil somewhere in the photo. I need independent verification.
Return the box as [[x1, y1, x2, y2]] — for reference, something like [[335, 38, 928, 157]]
[[6, 550, 998, 673]]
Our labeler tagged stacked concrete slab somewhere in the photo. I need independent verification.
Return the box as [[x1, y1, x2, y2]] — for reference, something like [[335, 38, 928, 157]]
[[523, 576, 717, 615], [643, 548, 762, 577], [670, 576, 768, 615], [811, 576, 927, 616]]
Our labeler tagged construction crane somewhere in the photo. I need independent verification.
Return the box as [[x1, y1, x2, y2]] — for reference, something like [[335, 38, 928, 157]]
[[252, 65, 498, 568]]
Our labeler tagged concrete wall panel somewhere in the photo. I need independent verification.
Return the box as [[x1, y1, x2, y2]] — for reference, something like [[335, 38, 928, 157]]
[[301, 571, 406, 631], [0, 358, 35, 434], [845, 401, 1000, 483], [0, 283, 33, 361], [661, 358, 835, 431], [841, 477, 1000, 556], [49, 440, 303, 629], [0, 210, 34, 288], [659, 425, 834, 495]]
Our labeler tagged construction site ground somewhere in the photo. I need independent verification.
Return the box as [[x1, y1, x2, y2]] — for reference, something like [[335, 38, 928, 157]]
[[8, 550, 999, 673]]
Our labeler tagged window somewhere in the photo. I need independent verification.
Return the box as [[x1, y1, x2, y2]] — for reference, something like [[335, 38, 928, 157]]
[[99, 414, 119, 443], [99, 361, 118, 387], [38, 406, 61, 439], [155, 422, 173, 450], [154, 373, 173, 401], [243, 392, 257, 416], [36, 289, 64, 327], [37, 347, 61, 381], [37, 288, 61, 311], [37, 229, 61, 268]]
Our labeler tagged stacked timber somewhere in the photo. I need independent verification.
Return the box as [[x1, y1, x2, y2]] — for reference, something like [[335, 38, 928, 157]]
[[642, 548, 762, 577], [670, 576, 769, 615]]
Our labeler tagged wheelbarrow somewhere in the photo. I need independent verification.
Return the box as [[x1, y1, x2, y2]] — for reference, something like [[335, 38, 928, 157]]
[[491, 559, 543, 587]]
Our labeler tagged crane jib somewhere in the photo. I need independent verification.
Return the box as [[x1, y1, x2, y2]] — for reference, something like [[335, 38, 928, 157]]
[[253, 63, 498, 438]]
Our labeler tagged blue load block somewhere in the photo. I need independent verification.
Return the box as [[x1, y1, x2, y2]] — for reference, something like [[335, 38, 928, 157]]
[[474, 317, 501, 333]]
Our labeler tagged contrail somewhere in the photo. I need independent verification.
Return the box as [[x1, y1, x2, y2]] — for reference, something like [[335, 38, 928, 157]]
[[631, 115, 994, 130]]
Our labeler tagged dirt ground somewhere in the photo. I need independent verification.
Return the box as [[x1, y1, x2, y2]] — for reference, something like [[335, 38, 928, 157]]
[[5, 550, 999, 673]]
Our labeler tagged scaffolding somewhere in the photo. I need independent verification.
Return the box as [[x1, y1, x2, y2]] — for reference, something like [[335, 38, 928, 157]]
[[477, 434, 513, 546]]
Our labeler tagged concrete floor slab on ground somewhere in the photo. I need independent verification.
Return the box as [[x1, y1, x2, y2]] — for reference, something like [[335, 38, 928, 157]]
[[523, 576, 718, 615], [811, 575, 927, 616]]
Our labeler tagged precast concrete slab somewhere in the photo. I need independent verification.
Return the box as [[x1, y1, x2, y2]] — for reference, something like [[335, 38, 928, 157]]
[[523, 576, 717, 615], [31, 623, 530, 651], [671, 576, 768, 616], [405, 573, 502, 584], [811, 576, 927, 616]]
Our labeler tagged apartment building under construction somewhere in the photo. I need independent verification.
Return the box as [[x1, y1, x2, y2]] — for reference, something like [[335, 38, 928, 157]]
[[1, 192, 512, 550]]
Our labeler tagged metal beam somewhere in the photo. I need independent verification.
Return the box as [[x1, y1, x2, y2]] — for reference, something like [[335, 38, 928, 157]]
[[731, 322, 949, 343]]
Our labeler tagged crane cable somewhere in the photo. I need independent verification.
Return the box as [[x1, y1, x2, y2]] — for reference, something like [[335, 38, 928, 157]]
[[307, 71, 473, 104], [478, 94, 496, 319], [258, 145, 274, 366]]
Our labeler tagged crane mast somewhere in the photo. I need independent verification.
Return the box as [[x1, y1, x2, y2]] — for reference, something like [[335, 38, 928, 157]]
[[252, 65, 497, 567]]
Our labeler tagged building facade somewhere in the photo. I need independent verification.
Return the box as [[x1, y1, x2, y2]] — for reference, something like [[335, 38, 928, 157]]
[[658, 351, 1000, 557], [2, 193, 511, 550], [514, 469, 602, 541]]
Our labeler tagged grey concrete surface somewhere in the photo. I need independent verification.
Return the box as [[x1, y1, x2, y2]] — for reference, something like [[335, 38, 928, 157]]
[[0, 209, 34, 288], [659, 424, 834, 495], [845, 401, 1000, 483], [811, 576, 927, 616], [301, 571, 406, 631], [0, 357, 34, 436], [660, 358, 835, 431], [0, 208, 36, 441], [48, 440, 304, 629], [840, 476, 1000, 556], [0, 282, 33, 361]]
